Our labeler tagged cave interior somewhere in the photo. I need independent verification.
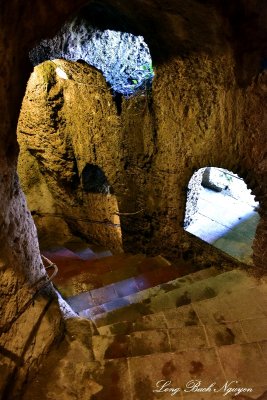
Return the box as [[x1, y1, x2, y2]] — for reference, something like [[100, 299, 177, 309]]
[[1, 1, 267, 399]]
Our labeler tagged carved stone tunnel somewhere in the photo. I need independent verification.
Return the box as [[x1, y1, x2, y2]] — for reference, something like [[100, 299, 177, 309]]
[[0, 1, 267, 399]]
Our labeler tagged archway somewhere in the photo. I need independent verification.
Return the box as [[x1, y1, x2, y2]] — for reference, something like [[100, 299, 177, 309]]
[[29, 16, 154, 96], [2, 2, 267, 399], [17, 13, 155, 254], [184, 167, 260, 265]]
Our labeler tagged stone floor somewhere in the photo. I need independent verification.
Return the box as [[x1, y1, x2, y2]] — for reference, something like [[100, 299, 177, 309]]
[[22, 238, 267, 400], [185, 183, 260, 265]]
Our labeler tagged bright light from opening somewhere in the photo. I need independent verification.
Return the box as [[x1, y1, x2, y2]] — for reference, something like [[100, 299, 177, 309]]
[[29, 19, 153, 95], [184, 167, 260, 265], [55, 67, 68, 80]]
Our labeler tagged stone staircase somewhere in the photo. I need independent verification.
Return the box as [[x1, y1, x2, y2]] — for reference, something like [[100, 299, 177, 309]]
[[43, 240, 267, 400]]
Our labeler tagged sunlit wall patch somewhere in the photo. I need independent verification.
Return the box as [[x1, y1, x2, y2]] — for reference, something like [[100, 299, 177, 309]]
[[29, 18, 154, 95], [55, 67, 68, 80]]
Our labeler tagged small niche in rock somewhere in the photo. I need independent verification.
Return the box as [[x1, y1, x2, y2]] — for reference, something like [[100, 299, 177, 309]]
[[81, 164, 111, 194], [29, 16, 154, 96], [184, 167, 260, 265]]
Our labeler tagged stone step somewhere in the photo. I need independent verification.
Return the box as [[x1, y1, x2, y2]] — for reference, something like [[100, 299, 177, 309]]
[[74, 266, 220, 315], [54, 254, 165, 288], [88, 269, 258, 327], [42, 246, 98, 284], [95, 282, 267, 338], [88, 340, 267, 400], [92, 320, 246, 361], [43, 247, 98, 297], [92, 290, 267, 361], [96, 305, 201, 336], [53, 253, 168, 297], [79, 267, 230, 322], [42, 247, 84, 263], [55, 252, 143, 279], [61, 254, 193, 299], [42, 243, 116, 283], [63, 239, 112, 260], [95, 254, 169, 284]]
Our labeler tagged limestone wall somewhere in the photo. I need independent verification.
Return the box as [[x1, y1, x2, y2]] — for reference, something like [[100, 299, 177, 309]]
[[1, 1, 267, 398], [17, 60, 123, 253], [18, 50, 267, 271], [120, 53, 266, 270], [0, 1, 87, 398]]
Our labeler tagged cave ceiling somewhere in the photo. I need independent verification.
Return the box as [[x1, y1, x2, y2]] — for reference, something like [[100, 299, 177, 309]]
[[23, 0, 267, 87]]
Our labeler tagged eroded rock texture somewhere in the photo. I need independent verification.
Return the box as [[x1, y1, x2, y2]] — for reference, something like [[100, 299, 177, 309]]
[[0, 1, 87, 399], [29, 21, 153, 95], [1, 0, 267, 399], [18, 60, 123, 253], [19, 51, 266, 270]]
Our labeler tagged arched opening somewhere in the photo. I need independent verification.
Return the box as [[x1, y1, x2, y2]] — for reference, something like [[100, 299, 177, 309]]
[[184, 167, 260, 265], [17, 12, 154, 257], [29, 16, 154, 96]]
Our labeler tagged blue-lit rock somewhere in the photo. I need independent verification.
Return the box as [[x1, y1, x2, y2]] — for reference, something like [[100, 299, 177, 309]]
[[30, 18, 154, 95]]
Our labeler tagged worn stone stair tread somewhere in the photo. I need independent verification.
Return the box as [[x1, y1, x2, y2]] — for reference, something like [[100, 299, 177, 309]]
[[92, 328, 202, 361], [76, 253, 174, 282], [88, 341, 267, 400], [75, 267, 220, 316], [72, 248, 98, 261], [53, 267, 100, 293], [96, 285, 266, 335], [43, 247, 100, 292], [45, 247, 143, 278], [89, 269, 258, 327], [64, 255, 209, 308], [97, 254, 174, 286], [96, 305, 200, 336], [96, 311, 168, 336], [95, 293, 267, 341], [42, 247, 84, 263], [76, 266, 220, 316], [85, 244, 113, 259], [73, 266, 220, 314], [89, 253, 146, 273], [54, 253, 171, 297], [62, 239, 99, 259], [54, 247, 213, 299], [92, 299, 267, 360], [147, 267, 253, 314], [92, 316, 258, 360]]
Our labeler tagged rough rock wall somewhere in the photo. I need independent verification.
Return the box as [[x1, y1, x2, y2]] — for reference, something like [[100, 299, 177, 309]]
[[18, 50, 266, 271], [0, 1, 89, 399], [184, 168, 205, 228], [242, 72, 267, 272], [119, 52, 267, 269], [18, 60, 123, 253], [119, 54, 233, 246], [0, 168, 63, 398]]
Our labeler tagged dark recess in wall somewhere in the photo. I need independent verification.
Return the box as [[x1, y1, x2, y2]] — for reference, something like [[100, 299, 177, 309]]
[[81, 163, 111, 194]]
